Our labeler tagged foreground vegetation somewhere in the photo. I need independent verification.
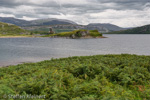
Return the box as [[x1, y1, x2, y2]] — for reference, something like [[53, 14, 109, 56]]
[[0, 54, 150, 99]]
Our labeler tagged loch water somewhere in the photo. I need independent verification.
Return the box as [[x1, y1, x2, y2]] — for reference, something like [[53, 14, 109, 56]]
[[0, 34, 150, 66]]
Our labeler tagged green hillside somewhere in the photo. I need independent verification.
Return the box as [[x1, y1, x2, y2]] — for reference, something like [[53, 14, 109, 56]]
[[0, 22, 28, 35], [0, 54, 150, 99], [107, 24, 150, 34]]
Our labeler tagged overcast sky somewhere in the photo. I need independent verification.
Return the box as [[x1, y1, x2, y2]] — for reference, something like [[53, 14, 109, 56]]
[[0, 0, 150, 27]]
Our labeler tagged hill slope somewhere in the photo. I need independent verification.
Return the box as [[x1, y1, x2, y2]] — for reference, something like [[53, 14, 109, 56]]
[[107, 24, 150, 34], [0, 17, 30, 26], [0, 17, 76, 26], [31, 18, 77, 25], [0, 22, 28, 35], [87, 23, 124, 31]]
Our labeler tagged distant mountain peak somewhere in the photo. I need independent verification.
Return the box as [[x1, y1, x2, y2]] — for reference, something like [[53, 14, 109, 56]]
[[0, 17, 77, 26], [88, 23, 124, 31]]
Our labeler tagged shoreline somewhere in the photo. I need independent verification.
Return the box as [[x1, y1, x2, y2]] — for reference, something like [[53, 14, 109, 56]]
[[0, 35, 107, 39], [0, 36, 33, 38], [0, 54, 149, 68], [0, 61, 34, 68], [50, 35, 107, 39], [0, 36, 50, 38]]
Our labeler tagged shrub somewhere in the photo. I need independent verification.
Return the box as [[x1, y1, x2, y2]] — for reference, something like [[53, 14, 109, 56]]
[[0, 54, 150, 99]]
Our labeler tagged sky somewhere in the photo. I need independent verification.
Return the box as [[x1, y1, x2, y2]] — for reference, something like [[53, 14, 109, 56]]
[[0, 0, 150, 28]]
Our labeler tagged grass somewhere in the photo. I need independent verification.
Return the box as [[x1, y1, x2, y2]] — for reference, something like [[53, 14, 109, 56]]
[[50, 29, 102, 38], [0, 22, 47, 37], [55, 30, 77, 37], [0, 22, 28, 35], [0, 54, 150, 99], [89, 30, 102, 37], [0, 34, 33, 37]]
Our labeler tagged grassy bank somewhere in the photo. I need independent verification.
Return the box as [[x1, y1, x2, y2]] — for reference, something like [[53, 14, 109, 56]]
[[0, 34, 33, 38], [48, 29, 103, 38], [0, 22, 28, 35], [0, 54, 150, 99]]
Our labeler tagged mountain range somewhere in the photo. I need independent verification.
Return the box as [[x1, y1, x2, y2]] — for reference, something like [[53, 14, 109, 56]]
[[0, 17, 76, 26], [107, 24, 150, 34], [0, 17, 124, 33], [1, 17, 150, 34]]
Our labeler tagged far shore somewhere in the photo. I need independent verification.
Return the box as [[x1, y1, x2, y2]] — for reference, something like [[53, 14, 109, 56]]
[[50, 35, 107, 39], [0, 36, 46, 38], [0, 35, 107, 38], [0, 36, 32, 38]]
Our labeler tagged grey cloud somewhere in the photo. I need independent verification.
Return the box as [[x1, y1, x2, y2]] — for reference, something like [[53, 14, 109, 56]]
[[0, 0, 18, 7], [95, 0, 150, 3], [0, 0, 150, 27], [95, 0, 150, 10], [0, 0, 59, 8]]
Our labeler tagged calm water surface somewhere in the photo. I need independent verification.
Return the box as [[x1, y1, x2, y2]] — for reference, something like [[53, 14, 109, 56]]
[[0, 34, 150, 66]]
